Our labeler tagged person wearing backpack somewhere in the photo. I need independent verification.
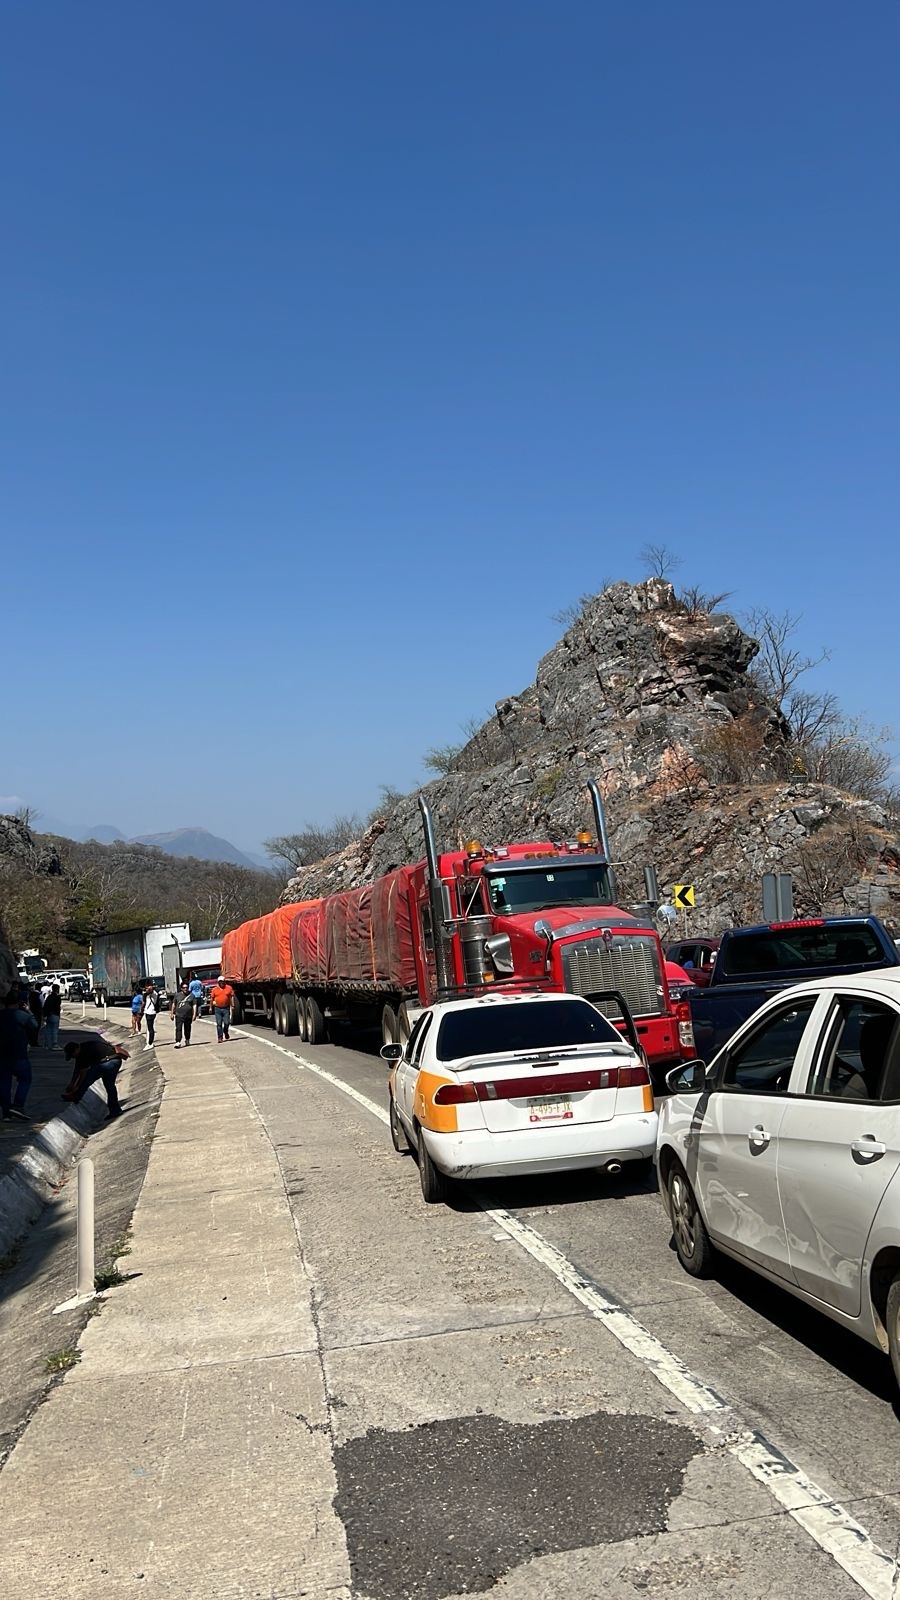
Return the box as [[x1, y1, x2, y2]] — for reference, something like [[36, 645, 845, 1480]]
[[170, 983, 195, 1049]]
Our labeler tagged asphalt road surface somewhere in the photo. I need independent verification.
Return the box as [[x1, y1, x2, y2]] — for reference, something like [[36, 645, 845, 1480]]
[[194, 1012, 900, 1600]]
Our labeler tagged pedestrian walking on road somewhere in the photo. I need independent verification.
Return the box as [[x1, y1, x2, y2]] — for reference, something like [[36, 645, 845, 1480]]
[[142, 982, 158, 1049], [130, 988, 144, 1035], [63, 1036, 128, 1119], [0, 991, 38, 1121], [188, 974, 204, 1013], [171, 983, 195, 1048], [27, 986, 43, 1036], [42, 983, 62, 1050], [210, 977, 234, 1042]]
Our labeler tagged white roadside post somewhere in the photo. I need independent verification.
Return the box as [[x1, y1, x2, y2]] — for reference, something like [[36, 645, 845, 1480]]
[[53, 1158, 97, 1313]]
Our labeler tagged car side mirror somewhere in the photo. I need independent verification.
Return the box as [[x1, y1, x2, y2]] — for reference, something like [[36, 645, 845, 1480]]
[[380, 1043, 402, 1063], [665, 1060, 709, 1095]]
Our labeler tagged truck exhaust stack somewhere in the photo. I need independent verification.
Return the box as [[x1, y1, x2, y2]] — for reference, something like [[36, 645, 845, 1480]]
[[586, 779, 617, 902]]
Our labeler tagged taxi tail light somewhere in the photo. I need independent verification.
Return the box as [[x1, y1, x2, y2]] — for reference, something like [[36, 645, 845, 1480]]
[[616, 1061, 654, 1112], [432, 1082, 479, 1105], [675, 1001, 696, 1057]]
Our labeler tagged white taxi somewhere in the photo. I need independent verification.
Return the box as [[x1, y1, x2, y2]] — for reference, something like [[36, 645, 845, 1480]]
[[381, 991, 658, 1203]]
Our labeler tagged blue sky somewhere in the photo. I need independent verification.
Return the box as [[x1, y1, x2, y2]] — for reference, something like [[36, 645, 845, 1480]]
[[2, 2, 897, 854]]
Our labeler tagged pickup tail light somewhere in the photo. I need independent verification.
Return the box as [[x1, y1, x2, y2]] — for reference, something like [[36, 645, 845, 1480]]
[[675, 1001, 696, 1058]]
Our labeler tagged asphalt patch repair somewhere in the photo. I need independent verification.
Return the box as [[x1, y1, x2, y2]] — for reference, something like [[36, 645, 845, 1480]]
[[332, 1409, 700, 1599]]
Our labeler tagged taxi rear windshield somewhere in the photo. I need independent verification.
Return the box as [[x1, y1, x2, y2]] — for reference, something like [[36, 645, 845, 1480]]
[[721, 924, 884, 977], [435, 1000, 622, 1062]]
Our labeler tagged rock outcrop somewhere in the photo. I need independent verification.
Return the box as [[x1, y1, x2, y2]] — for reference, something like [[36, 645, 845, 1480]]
[[283, 582, 900, 932]]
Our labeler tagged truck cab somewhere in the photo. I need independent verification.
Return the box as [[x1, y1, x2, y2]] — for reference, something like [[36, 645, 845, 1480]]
[[422, 838, 694, 1085]]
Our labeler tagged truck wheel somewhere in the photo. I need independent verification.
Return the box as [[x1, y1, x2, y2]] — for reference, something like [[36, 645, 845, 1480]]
[[94, 990, 104, 1009], [305, 996, 326, 1046], [417, 1128, 455, 1204], [274, 995, 284, 1034], [297, 996, 309, 1043], [381, 1005, 398, 1047], [282, 994, 300, 1036], [231, 995, 242, 1024], [397, 1003, 413, 1046]]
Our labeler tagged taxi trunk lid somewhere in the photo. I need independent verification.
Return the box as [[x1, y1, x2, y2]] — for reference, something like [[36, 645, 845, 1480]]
[[444, 1043, 638, 1132]]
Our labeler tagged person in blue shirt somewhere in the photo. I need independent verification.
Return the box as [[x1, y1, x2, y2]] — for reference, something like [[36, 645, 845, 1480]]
[[130, 988, 145, 1036], [0, 991, 38, 1119], [188, 975, 204, 1014]]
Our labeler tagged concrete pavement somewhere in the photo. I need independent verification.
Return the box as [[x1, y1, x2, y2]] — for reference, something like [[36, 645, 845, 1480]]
[[0, 1016, 895, 1599]]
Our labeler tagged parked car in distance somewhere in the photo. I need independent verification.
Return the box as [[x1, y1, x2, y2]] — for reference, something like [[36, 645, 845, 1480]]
[[381, 990, 658, 1204], [666, 938, 719, 988], [657, 969, 900, 1388], [66, 977, 92, 1001]]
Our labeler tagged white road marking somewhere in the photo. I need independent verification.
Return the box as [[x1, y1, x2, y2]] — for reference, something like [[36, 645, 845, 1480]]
[[234, 1027, 898, 1600]]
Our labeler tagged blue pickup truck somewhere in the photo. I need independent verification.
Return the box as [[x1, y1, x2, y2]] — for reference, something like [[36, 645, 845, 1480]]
[[684, 916, 900, 1063]]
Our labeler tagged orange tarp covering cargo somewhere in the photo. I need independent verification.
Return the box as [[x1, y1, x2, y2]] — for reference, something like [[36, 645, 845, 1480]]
[[221, 901, 320, 984], [291, 867, 417, 993]]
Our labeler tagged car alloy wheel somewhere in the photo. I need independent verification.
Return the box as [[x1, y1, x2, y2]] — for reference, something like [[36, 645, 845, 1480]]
[[668, 1161, 713, 1278]]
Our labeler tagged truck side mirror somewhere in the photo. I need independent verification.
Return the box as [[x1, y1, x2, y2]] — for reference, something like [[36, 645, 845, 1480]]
[[484, 933, 515, 977], [380, 1043, 402, 1063]]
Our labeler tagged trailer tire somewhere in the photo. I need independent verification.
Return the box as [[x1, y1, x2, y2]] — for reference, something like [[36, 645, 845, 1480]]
[[273, 995, 283, 1034], [397, 1002, 413, 1046], [94, 990, 104, 1009], [282, 994, 300, 1036], [231, 995, 242, 1025], [297, 996, 309, 1043], [305, 996, 327, 1046], [381, 1005, 398, 1047]]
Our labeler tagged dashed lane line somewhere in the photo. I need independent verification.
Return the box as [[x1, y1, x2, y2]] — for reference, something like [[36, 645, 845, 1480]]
[[232, 1027, 899, 1600]]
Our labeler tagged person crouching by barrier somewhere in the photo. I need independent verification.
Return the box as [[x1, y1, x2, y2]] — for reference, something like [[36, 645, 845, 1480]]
[[171, 983, 195, 1049], [63, 1036, 128, 1121]]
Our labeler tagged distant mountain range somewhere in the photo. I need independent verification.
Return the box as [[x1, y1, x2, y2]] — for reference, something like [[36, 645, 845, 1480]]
[[38, 816, 268, 871]]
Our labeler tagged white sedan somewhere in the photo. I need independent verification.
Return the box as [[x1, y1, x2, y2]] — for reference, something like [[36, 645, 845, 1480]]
[[657, 969, 900, 1386], [381, 991, 658, 1204]]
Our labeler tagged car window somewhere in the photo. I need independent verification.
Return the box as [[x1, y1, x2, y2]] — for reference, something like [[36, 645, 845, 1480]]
[[720, 998, 817, 1095], [720, 924, 883, 977], [411, 1013, 433, 1066], [405, 1014, 428, 1062], [806, 998, 900, 1101], [435, 999, 621, 1063]]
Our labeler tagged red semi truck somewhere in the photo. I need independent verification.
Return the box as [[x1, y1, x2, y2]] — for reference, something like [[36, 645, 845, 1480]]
[[223, 782, 696, 1084]]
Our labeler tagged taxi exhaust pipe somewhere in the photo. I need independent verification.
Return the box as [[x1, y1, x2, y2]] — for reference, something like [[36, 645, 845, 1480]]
[[604, 1160, 623, 1176]]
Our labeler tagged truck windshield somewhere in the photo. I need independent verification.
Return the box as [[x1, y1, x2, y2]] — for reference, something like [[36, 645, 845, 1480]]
[[483, 863, 613, 915], [722, 924, 885, 977], [436, 999, 622, 1062]]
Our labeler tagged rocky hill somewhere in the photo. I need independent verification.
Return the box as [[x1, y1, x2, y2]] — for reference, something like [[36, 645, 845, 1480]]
[[283, 581, 900, 932]]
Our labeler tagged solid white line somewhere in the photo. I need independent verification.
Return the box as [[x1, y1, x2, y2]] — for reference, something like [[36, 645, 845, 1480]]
[[233, 1026, 898, 1600]]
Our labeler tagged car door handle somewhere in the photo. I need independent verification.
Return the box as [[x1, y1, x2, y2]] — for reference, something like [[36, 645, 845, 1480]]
[[748, 1124, 770, 1150], [851, 1137, 887, 1162]]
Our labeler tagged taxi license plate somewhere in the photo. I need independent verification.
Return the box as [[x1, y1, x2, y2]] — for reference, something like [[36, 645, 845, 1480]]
[[527, 1096, 573, 1123]]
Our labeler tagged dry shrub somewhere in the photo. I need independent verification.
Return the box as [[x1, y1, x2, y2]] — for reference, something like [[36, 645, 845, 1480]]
[[696, 716, 770, 785]]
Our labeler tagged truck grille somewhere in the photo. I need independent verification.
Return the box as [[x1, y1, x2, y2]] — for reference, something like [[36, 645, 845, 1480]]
[[560, 935, 665, 1020]]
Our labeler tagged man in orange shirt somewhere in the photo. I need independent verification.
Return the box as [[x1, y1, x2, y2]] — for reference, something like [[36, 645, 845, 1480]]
[[210, 977, 235, 1043]]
